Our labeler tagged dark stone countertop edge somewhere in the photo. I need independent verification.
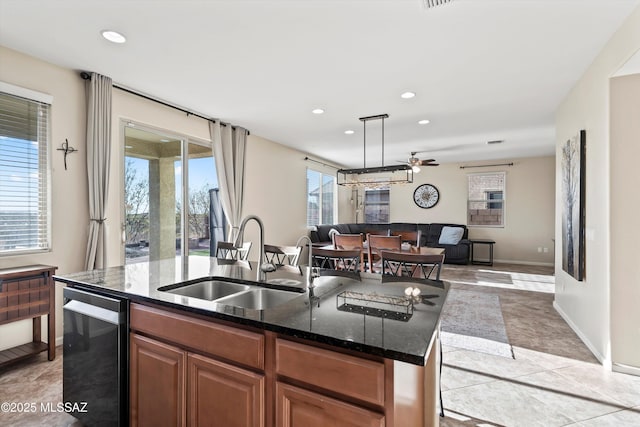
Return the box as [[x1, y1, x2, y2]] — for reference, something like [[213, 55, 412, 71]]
[[55, 277, 430, 366]]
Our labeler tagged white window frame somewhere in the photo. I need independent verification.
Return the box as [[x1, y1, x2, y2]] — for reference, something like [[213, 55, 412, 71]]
[[0, 82, 52, 256], [306, 168, 337, 226], [363, 187, 390, 224], [467, 171, 506, 228]]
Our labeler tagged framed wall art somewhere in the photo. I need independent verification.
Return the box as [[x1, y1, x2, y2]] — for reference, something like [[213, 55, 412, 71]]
[[561, 129, 586, 281]]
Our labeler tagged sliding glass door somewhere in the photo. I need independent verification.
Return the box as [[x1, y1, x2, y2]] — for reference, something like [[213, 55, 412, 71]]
[[123, 124, 216, 264]]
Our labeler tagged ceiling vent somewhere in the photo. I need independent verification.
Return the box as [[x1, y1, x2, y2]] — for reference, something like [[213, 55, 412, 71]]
[[423, 0, 454, 9], [487, 140, 504, 145]]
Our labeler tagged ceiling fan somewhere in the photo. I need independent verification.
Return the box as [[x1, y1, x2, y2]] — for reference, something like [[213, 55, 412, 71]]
[[401, 152, 439, 172]]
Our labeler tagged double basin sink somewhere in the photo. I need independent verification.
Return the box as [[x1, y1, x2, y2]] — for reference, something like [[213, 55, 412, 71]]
[[158, 278, 301, 310]]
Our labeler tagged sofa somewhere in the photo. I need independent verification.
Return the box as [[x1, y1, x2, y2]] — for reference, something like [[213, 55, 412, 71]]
[[310, 222, 470, 265]]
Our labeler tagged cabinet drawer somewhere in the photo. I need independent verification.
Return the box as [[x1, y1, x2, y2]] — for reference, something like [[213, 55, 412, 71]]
[[275, 339, 385, 407], [130, 304, 264, 370]]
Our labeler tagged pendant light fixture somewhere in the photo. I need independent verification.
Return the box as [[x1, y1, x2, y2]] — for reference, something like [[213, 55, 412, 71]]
[[337, 114, 413, 187]]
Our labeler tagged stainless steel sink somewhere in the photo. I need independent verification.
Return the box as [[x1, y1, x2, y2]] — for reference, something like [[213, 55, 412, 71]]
[[159, 280, 250, 301], [215, 288, 298, 310]]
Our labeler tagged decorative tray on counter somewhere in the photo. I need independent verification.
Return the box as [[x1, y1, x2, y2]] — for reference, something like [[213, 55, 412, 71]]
[[336, 290, 413, 321]]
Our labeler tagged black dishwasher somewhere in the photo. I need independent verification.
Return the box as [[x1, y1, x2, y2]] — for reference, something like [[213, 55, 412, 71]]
[[63, 287, 128, 426]]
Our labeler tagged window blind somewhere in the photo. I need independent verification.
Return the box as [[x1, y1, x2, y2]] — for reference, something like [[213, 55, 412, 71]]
[[0, 91, 51, 254], [467, 172, 505, 227]]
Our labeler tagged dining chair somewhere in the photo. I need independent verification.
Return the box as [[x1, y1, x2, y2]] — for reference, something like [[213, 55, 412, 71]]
[[311, 248, 362, 273], [264, 244, 302, 267], [364, 228, 389, 239], [215, 241, 252, 261], [390, 230, 422, 247], [380, 250, 445, 280], [333, 233, 364, 271], [366, 234, 401, 273]]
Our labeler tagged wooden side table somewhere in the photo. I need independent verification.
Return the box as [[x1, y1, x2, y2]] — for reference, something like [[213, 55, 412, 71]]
[[0, 264, 57, 366], [469, 239, 496, 266]]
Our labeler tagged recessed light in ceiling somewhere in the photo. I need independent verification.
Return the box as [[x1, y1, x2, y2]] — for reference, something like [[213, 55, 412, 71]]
[[101, 30, 126, 44], [400, 92, 416, 99], [423, 0, 454, 9], [344, 130, 355, 135], [125, 145, 133, 149], [160, 139, 170, 142], [312, 108, 325, 114], [418, 119, 430, 125]]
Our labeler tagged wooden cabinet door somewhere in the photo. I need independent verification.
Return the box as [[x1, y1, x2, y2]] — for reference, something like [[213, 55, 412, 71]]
[[130, 333, 186, 427], [276, 382, 384, 427], [188, 353, 264, 427]]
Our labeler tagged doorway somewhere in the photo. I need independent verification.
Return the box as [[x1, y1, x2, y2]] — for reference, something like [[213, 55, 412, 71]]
[[123, 123, 217, 264]]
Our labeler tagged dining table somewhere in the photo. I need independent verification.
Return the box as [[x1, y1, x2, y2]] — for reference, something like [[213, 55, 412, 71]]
[[317, 244, 445, 256], [316, 243, 445, 275]]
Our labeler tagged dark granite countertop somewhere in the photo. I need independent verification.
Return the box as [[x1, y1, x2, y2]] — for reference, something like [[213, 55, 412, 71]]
[[54, 257, 449, 365]]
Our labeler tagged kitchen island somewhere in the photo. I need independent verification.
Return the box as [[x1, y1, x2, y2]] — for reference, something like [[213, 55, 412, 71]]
[[54, 256, 449, 427]]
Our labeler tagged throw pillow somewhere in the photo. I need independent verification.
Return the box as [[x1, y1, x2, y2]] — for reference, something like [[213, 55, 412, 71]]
[[438, 226, 464, 245], [328, 228, 341, 240]]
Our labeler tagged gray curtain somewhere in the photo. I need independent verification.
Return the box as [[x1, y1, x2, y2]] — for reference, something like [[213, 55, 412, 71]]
[[84, 73, 112, 270], [210, 121, 247, 242]]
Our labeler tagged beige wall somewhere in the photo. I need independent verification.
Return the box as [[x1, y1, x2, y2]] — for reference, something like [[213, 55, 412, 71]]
[[610, 73, 640, 372], [0, 46, 88, 350], [242, 134, 352, 261], [555, 6, 640, 368], [390, 156, 555, 265], [0, 46, 352, 351]]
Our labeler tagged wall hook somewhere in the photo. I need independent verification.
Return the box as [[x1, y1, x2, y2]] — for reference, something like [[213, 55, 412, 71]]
[[57, 139, 77, 170]]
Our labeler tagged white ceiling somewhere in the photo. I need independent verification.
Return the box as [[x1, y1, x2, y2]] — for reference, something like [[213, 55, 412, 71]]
[[1, 0, 638, 168]]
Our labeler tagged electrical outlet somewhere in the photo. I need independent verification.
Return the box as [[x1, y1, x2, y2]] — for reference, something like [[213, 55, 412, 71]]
[[537, 247, 542, 253], [543, 247, 549, 253]]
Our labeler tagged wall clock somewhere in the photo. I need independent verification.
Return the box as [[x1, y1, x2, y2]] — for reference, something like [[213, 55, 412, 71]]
[[413, 184, 440, 209]]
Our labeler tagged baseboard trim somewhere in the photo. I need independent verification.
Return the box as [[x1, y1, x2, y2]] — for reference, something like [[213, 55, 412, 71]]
[[490, 259, 554, 267], [56, 335, 63, 347], [553, 300, 609, 368], [613, 363, 640, 376]]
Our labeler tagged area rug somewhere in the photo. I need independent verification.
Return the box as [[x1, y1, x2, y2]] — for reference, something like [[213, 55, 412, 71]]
[[440, 288, 514, 358]]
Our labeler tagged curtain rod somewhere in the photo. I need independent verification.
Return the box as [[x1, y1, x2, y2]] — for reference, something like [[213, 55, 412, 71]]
[[459, 162, 514, 169], [304, 156, 339, 169], [79, 72, 249, 134]]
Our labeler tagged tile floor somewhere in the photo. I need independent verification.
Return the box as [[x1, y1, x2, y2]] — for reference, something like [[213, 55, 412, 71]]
[[439, 263, 640, 427], [1, 263, 639, 426]]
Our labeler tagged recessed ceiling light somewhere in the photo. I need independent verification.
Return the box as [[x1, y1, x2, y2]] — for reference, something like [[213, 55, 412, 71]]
[[125, 145, 133, 149], [312, 108, 325, 114], [101, 30, 126, 44], [418, 119, 430, 125], [344, 130, 355, 135], [400, 92, 416, 99], [160, 139, 170, 142]]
